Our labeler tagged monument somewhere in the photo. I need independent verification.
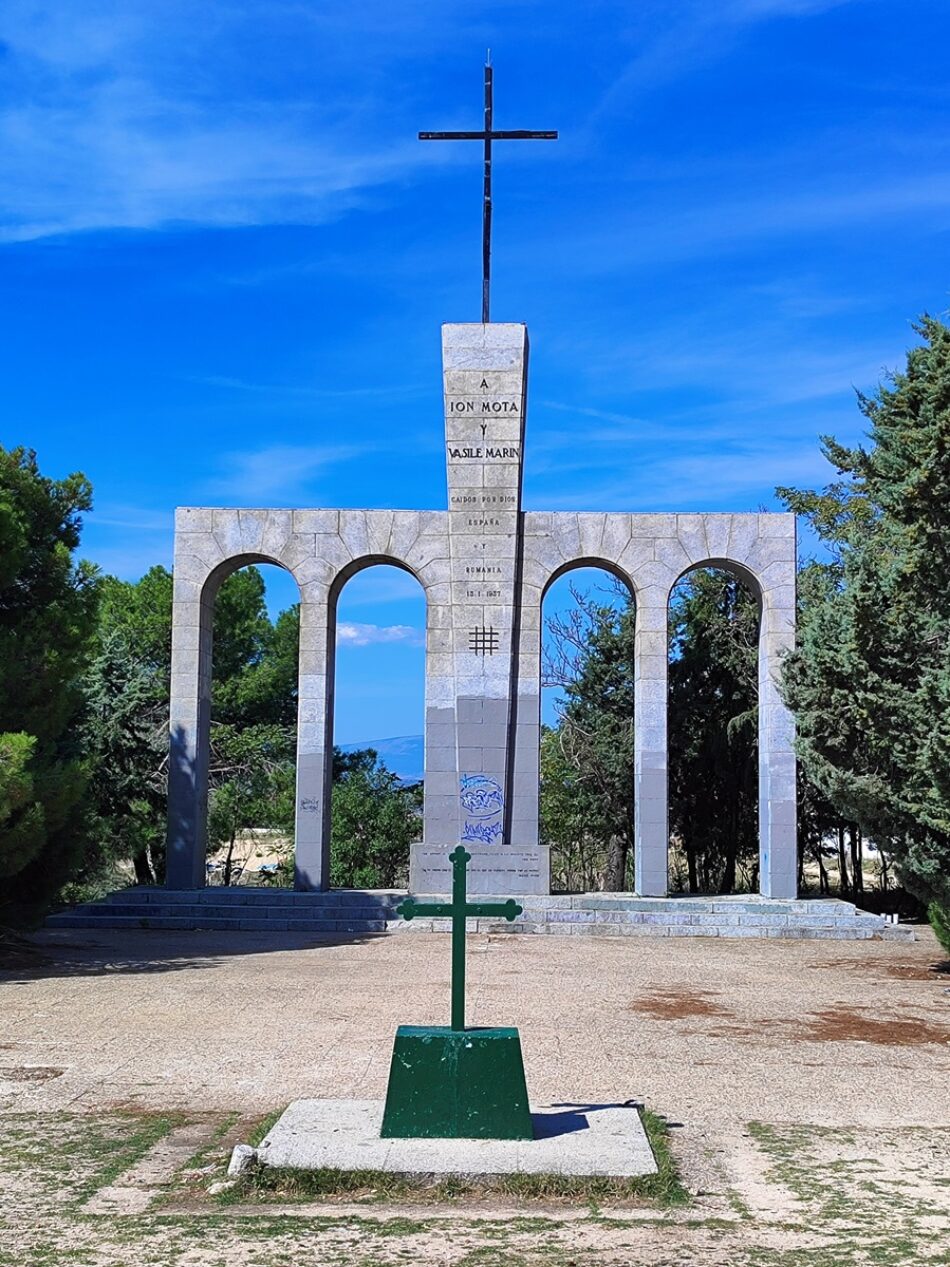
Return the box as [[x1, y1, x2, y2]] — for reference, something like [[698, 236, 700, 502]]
[[164, 64, 798, 904]]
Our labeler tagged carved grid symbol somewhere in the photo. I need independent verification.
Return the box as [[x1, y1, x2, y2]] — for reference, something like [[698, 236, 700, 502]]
[[469, 625, 499, 656]]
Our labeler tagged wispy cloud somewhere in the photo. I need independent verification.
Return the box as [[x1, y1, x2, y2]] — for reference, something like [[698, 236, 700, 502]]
[[206, 443, 362, 502], [0, 2, 439, 242], [594, 0, 855, 114], [337, 622, 424, 647], [530, 441, 833, 512]]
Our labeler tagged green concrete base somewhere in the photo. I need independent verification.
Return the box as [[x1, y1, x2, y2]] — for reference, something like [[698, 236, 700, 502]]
[[380, 1025, 533, 1140]]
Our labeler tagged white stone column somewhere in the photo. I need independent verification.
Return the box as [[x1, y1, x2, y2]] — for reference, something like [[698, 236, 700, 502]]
[[412, 322, 547, 895], [294, 598, 333, 891], [633, 586, 669, 896], [758, 565, 798, 898], [166, 571, 214, 889]]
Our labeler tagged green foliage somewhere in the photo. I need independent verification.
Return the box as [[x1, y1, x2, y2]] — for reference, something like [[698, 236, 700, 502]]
[[927, 902, 950, 958], [85, 564, 302, 887], [215, 602, 300, 729], [207, 723, 295, 884], [0, 446, 99, 908], [668, 569, 759, 894], [80, 630, 167, 886], [87, 561, 416, 892], [330, 749, 421, 889], [780, 315, 950, 906], [0, 733, 43, 879], [98, 566, 174, 684]]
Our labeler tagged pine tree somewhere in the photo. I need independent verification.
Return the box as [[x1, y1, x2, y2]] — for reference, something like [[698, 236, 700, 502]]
[[541, 588, 636, 890], [0, 447, 99, 910], [668, 570, 759, 893], [780, 316, 950, 907]]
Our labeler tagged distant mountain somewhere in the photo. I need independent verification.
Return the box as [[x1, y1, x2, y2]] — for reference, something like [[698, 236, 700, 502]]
[[340, 735, 424, 783]]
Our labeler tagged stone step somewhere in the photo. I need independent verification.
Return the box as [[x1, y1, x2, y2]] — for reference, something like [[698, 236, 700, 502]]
[[62, 902, 401, 922], [45, 890, 909, 941], [45, 913, 391, 933], [97, 887, 404, 907]]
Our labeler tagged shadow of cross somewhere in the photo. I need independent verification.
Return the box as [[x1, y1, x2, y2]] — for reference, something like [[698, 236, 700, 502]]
[[397, 845, 522, 1031]]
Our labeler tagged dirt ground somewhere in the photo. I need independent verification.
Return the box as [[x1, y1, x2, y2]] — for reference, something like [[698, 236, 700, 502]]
[[1, 926, 948, 1265]]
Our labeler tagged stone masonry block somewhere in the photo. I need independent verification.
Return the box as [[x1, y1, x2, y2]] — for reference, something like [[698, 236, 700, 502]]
[[703, 516, 731, 559], [675, 514, 709, 562], [631, 513, 675, 538], [758, 513, 796, 537], [176, 507, 215, 532], [293, 510, 340, 535]]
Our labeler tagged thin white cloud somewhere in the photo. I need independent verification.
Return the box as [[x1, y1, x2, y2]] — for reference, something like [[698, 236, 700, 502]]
[[336, 622, 424, 647], [80, 503, 174, 578], [87, 504, 173, 533], [530, 442, 833, 513], [81, 538, 173, 580], [206, 444, 362, 503], [0, 2, 436, 242], [594, 0, 855, 114]]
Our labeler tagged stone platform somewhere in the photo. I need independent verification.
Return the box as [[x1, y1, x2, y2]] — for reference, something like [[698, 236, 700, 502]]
[[254, 1098, 658, 1177], [45, 888, 914, 940]]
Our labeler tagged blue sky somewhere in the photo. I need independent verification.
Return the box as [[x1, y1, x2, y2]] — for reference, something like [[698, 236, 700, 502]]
[[3, 0, 949, 743]]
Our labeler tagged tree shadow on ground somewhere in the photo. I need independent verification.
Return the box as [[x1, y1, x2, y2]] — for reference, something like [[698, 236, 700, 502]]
[[0, 928, 381, 982]]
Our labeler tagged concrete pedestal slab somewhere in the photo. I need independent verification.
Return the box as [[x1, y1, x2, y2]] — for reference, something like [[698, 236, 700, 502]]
[[256, 1098, 658, 1177]]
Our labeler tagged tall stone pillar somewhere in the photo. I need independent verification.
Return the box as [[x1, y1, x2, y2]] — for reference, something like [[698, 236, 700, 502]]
[[758, 560, 798, 898], [413, 324, 548, 895], [166, 568, 214, 889], [633, 587, 669, 896], [293, 598, 333, 891]]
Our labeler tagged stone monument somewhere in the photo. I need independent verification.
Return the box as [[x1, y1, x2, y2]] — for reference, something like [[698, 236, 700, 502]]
[[164, 65, 798, 904], [164, 313, 797, 900]]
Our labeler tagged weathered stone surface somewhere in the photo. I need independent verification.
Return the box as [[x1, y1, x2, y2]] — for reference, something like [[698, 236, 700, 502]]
[[227, 1144, 257, 1176], [258, 1098, 658, 1176]]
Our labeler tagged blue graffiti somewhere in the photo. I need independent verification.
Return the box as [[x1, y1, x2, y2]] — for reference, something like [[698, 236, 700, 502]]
[[462, 819, 505, 845], [459, 773, 504, 819]]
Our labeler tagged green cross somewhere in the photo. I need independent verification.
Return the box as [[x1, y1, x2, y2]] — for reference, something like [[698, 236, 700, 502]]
[[398, 845, 522, 1031]]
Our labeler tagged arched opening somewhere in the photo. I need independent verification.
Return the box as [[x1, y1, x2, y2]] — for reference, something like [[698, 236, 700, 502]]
[[540, 563, 636, 893], [667, 564, 761, 895], [328, 562, 426, 889], [206, 561, 300, 887]]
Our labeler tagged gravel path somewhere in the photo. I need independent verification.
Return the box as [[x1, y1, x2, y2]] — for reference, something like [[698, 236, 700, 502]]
[[2, 926, 949, 1266], [2, 926, 947, 1127]]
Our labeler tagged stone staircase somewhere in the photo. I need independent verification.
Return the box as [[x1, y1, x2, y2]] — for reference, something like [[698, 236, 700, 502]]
[[45, 888, 913, 941]]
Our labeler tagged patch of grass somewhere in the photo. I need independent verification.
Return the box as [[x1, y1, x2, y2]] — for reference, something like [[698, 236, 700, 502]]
[[247, 1107, 285, 1149], [72, 1110, 183, 1206], [228, 1106, 687, 1210], [1, 1109, 184, 1213]]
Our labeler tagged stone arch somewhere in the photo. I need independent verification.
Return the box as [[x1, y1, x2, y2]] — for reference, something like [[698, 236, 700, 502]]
[[327, 553, 427, 604], [321, 554, 429, 888], [667, 556, 764, 612], [537, 558, 638, 892], [166, 549, 303, 890], [665, 554, 796, 899], [540, 556, 639, 603]]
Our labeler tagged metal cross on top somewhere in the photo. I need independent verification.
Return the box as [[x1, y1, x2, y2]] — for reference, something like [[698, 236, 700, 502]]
[[419, 57, 557, 323], [398, 845, 522, 1031]]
